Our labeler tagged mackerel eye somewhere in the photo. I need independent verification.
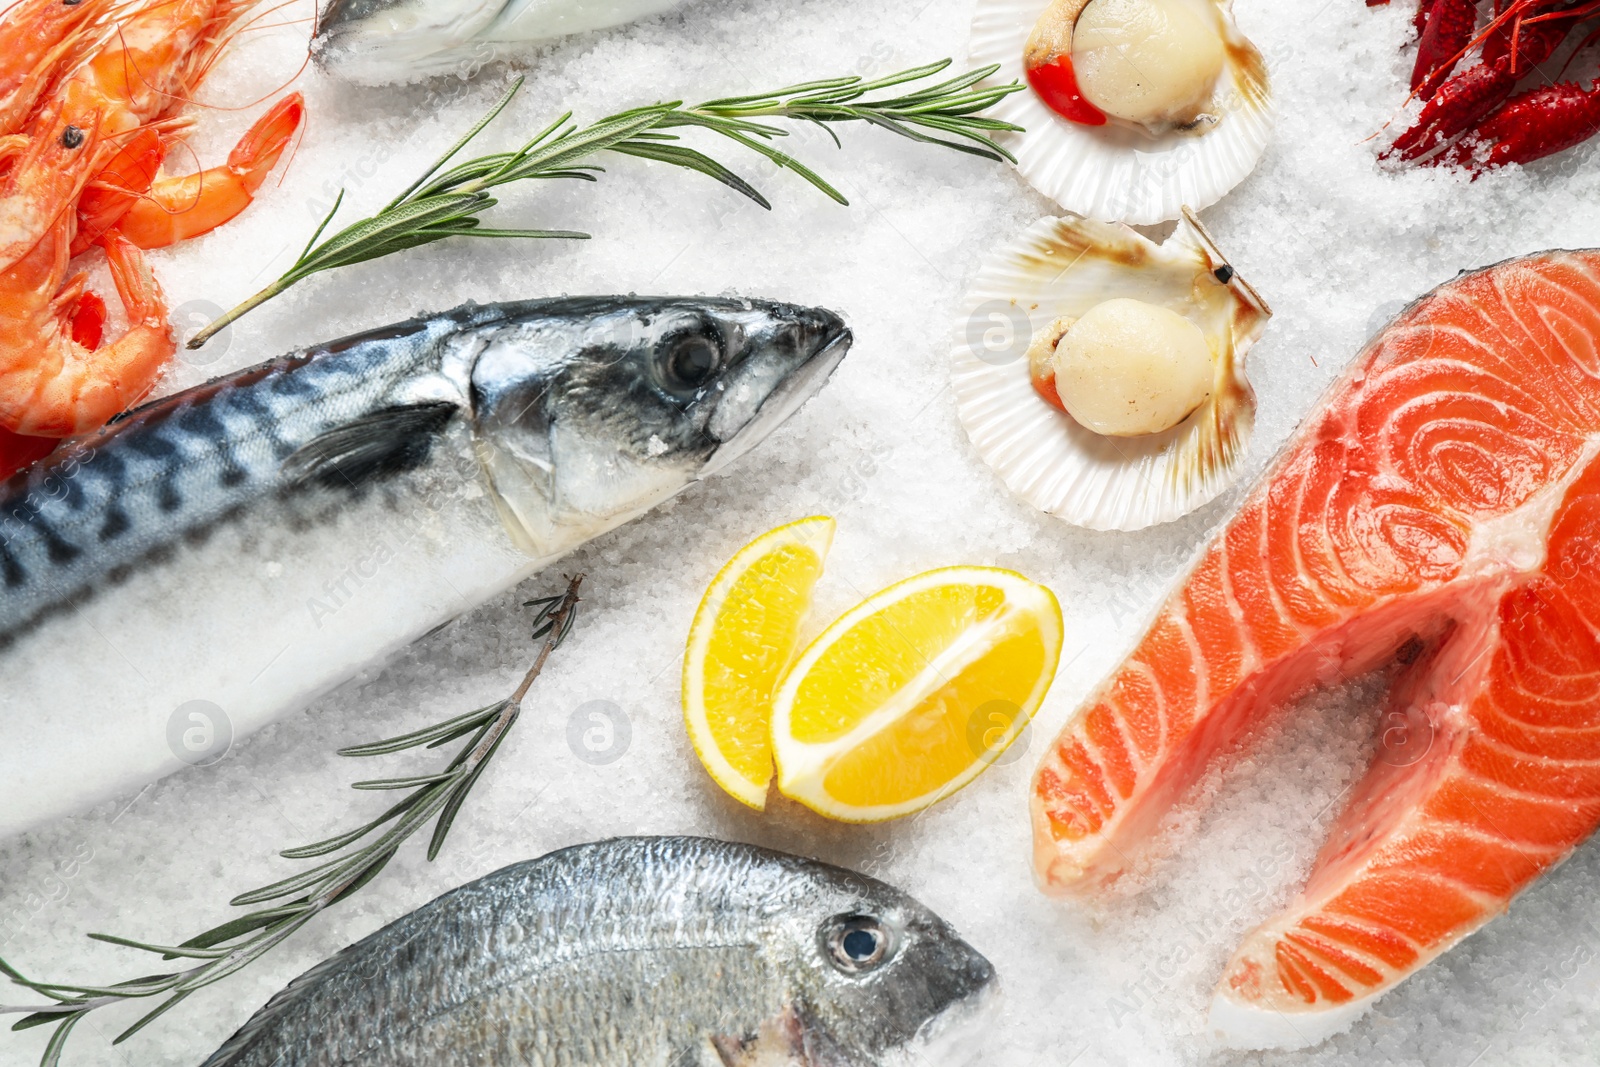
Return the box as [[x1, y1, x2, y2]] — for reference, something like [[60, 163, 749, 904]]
[[662, 333, 720, 392], [826, 916, 890, 974]]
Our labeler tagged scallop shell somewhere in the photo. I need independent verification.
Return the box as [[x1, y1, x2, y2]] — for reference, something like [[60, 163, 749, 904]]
[[970, 0, 1273, 225], [952, 209, 1271, 531]]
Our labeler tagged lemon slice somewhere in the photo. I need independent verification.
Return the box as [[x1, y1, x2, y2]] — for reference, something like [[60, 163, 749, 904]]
[[683, 516, 835, 809], [772, 566, 1062, 822]]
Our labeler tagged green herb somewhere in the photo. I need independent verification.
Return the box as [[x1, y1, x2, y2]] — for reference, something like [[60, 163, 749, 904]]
[[0, 576, 583, 1067], [188, 60, 1023, 347]]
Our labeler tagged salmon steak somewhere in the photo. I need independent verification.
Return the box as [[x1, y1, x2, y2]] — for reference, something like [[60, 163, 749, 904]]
[[1030, 249, 1600, 1049]]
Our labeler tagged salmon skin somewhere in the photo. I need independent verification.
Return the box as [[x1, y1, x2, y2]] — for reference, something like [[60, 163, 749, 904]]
[[1030, 249, 1600, 1049]]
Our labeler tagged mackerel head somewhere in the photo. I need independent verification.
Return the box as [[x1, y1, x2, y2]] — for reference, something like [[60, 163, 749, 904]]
[[459, 296, 848, 558], [0, 296, 850, 838]]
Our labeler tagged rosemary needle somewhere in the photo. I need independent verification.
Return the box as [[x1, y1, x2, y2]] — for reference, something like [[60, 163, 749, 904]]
[[0, 576, 584, 1067], [188, 60, 1024, 347]]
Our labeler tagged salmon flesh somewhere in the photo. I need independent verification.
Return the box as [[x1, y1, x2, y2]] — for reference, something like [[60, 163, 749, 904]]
[[1030, 250, 1600, 1047]]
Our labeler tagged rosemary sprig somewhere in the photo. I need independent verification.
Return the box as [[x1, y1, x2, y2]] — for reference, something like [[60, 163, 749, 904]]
[[188, 60, 1023, 347], [0, 576, 584, 1067]]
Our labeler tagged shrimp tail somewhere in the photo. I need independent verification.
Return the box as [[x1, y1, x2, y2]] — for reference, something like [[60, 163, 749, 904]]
[[117, 92, 304, 249]]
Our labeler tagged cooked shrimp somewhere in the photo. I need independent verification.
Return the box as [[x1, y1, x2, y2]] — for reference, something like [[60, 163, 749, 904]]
[[0, 0, 300, 474], [64, 0, 258, 132], [0, 230, 172, 437], [75, 91, 304, 252], [0, 98, 172, 438], [46, 0, 302, 251], [0, 95, 111, 266], [0, 0, 113, 135]]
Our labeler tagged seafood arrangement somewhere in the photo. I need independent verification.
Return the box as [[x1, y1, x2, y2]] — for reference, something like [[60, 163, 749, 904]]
[[1374, 0, 1600, 168], [197, 837, 996, 1066], [0, 297, 849, 838], [969, 0, 1273, 222], [6, 0, 1600, 1062]]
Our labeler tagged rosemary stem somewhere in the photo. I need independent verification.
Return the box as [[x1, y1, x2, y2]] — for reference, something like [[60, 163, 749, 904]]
[[183, 62, 1021, 346], [510, 575, 582, 705], [432, 575, 580, 780], [186, 277, 292, 350]]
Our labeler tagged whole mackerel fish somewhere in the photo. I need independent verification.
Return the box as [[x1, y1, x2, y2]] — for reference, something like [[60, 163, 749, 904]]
[[0, 297, 849, 838], [201, 837, 996, 1067]]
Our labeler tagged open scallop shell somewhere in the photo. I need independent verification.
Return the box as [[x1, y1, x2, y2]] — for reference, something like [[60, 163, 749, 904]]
[[970, 0, 1273, 225], [952, 209, 1271, 531]]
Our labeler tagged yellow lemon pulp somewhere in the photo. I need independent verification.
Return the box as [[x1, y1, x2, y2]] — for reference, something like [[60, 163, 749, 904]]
[[772, 567, 1062, 822], [683, 516, 834, 809]]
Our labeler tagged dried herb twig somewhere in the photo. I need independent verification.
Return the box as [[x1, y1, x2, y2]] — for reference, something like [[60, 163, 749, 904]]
[[0, 575, 584, 1067]]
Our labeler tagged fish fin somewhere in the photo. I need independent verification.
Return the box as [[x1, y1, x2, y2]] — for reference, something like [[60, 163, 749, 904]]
[[282, 402, 458, 491], [709, 1034, 750, 1066], [711, 1005, 822, 1066], [197, 939, 367, 1067]]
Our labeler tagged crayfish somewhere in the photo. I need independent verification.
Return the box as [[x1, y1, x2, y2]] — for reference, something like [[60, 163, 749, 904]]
[[1371, 0, 1600, 171]]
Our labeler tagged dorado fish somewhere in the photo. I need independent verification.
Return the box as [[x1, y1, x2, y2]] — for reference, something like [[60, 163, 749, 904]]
[[312, 0, 687, 83], [0, 297, 849, 839], [202, 836, 996, 1067]]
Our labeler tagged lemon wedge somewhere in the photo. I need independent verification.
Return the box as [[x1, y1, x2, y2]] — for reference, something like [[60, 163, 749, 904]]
[[771, 566, 1062, 822], [683, 516, 835, 809]]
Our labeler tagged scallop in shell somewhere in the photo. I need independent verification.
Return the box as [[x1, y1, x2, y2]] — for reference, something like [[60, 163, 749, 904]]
[[970, 0, 1273, 224], [952, 209, 1270, 531]]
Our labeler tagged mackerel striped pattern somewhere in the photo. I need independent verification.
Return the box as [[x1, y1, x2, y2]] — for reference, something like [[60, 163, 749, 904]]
[[0, 319, 453, 642]]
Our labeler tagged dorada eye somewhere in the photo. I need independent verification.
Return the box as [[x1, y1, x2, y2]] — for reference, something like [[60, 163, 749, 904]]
[[661, 332, 721, 392], [826, 916, 891, 974]]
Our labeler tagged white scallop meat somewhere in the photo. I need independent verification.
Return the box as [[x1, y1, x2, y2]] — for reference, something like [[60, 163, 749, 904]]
[[952, 209, 1271, 531], [970, 0, 1274, 225]]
